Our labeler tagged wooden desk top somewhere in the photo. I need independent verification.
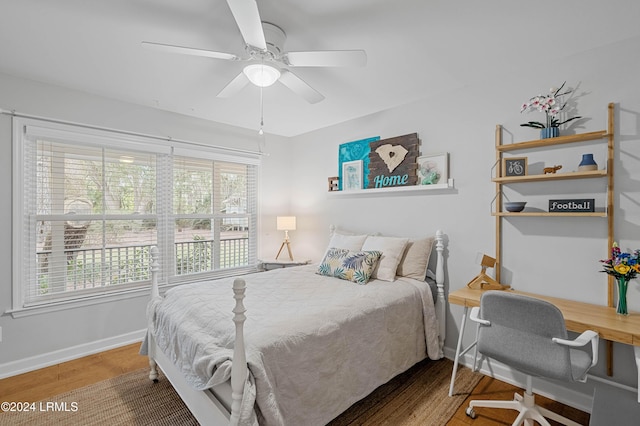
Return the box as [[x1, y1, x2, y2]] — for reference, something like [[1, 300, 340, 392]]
[[449, 287, 640, 346]]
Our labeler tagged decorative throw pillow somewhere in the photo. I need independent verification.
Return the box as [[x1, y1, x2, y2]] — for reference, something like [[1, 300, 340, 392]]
[[396, 236, 435, 280], [316, 247, 382, 284], [361, 235, 409, 282]]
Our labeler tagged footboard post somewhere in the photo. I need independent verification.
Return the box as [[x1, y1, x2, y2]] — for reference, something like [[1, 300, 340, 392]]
[[148, 246, 160, 382], [230, 278, 248, 425], [435, 230, 446, 358]]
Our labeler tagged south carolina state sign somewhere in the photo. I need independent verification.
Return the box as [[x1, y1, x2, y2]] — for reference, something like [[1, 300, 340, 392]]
[[367, 133, 419, 189]]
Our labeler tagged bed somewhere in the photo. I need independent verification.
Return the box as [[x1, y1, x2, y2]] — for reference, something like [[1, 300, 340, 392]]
[[142, 228, 447, 425]]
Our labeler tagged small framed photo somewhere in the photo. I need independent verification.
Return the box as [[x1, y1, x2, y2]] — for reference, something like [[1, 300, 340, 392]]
[[502, 157, 528, 177], [342, 160, 363, 191], [327, 176, 340, 192], [417, 153, 448, 185]]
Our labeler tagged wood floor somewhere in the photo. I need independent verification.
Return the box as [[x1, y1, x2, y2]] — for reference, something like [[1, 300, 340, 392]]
[[0, 343, 149, 404], [448, 376, 589, 425], [0, 343, 590, 425]]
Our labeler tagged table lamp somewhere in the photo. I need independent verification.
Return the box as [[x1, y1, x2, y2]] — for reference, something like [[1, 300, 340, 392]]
[[275, 216, 296, 261]]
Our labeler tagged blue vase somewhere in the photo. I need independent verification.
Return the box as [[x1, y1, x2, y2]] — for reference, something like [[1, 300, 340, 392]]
[[578, 153, 598, 171], [540, 127, 559, 139]]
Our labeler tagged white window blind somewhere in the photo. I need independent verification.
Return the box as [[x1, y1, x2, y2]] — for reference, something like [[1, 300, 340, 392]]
[[13, 117, 260, 310], [170, 156, 258, 283]]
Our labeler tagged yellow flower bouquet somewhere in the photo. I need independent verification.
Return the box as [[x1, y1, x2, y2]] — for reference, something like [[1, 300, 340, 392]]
[[601, 243, 640, 314]]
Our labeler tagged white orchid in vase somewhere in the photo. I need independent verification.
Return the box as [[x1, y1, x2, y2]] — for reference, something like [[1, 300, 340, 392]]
[[520, 82, 582, 133]]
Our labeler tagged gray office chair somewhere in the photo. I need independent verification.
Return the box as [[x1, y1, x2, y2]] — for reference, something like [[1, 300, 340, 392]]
[[466, 291, 599, 426]]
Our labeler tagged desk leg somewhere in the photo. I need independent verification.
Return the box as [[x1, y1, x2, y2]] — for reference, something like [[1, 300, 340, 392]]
[[635, 346, 640, 403], [449, 306, 469, 397]]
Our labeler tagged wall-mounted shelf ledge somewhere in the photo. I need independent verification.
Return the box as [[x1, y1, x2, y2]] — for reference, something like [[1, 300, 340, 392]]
[[496, 130, 608, 152], [328, 178, 454, 196], [493, 169, 607, 183]]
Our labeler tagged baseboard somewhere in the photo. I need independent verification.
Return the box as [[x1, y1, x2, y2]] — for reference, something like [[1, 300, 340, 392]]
[[0, 329, 147, 379], [444, 346, 594, 413]]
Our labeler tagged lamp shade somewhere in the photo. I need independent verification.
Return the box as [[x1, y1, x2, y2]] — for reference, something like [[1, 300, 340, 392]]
[[276, 216, 296, 231], [243, 64, 281, 87]]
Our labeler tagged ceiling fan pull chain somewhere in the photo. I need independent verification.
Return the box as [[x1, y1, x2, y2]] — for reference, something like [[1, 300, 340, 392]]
[[258, 83, 264, 136]]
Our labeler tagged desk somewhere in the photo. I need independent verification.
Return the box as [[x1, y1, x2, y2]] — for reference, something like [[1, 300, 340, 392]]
[[448, 287, 640, 401]]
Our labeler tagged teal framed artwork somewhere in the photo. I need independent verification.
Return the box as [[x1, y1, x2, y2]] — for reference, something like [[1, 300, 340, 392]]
[[338, 136, 380, 190]]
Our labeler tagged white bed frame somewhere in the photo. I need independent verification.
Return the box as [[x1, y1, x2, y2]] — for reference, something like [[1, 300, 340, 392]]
[[146, 230, 447, 425]]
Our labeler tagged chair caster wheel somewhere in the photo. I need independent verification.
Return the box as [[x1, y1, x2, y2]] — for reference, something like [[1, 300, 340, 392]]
[[466, 407, 476, 419], [153, 379, 159, 383]]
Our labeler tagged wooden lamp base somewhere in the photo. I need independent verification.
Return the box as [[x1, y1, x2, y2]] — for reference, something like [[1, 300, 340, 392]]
[[275, 239, 293, 261]]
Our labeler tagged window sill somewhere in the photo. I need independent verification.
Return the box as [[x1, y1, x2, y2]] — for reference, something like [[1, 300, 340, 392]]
[[7, 266, 262, 318], [6, 287, 152, 318]]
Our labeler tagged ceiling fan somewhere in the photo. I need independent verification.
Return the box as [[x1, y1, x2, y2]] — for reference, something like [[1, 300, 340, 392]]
[[142, 0, 367, 104]]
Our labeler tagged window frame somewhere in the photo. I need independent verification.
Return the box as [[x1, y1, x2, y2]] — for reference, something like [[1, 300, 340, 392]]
[[11, 117, 261, 317]]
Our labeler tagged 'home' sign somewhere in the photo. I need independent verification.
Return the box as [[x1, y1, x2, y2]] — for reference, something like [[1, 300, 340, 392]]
[[367, 133, 419, 189], [548, 199, 595, 213]]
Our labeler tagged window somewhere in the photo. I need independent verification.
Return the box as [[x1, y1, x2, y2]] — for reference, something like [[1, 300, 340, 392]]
[[13, 118, 260, 311], [172, 157, 257, 277]]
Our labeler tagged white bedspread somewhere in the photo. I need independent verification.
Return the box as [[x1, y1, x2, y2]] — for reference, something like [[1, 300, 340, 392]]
[[146, 265, 441, 426]]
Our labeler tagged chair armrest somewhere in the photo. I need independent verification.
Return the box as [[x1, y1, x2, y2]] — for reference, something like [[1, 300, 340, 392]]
[[553, 330, 599, 368], [469, 306, 490, 326], [552, 330, 598, 347]]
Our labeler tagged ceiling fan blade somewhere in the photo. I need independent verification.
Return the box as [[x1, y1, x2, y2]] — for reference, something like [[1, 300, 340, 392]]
[[142, 41, 241, 61], [225, 0, 266, 50], [278, 70, 325, 104], [217, 72, 250, 98], [285, 50, 367, 67]]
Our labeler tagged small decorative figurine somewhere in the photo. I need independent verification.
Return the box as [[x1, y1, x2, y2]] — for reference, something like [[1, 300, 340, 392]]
[[327, 176, 340, 192], [543, 165, 562, 174]]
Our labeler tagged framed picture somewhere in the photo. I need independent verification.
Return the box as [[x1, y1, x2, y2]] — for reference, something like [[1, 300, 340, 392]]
[[342, 160, 363, 191], [502, 157, 528, 177], [417, 153, 448, 185]]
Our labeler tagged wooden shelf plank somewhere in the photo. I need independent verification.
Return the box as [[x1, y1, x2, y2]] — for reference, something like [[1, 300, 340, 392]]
[[492, 211, 607, 217], [496, 130, 608, 152], [493, 169, 607, 183]]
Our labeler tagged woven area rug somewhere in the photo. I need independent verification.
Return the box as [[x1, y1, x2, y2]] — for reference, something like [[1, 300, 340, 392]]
[[0, 369, 197, 426], [0, 358, 480, 426], [329, 358, 481, 425]]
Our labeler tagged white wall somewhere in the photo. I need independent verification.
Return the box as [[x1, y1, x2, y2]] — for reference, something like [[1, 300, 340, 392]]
[[0, 72, 290, 373], [287, 37, 640, 400]]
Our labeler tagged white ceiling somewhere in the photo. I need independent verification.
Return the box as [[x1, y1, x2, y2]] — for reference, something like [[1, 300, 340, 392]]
[[1, 1, 639, 137]]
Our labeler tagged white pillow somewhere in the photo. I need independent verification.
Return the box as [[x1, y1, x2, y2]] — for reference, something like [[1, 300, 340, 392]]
[[361, 235, 409, 282], [326, 226, 368, 252], [327, 232, 368, 252], [328, 225, 360, 237], [396, 237, 435, 281]]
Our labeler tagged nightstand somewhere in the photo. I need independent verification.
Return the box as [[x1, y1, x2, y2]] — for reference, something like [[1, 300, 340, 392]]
[[261, 259, 312, 271]]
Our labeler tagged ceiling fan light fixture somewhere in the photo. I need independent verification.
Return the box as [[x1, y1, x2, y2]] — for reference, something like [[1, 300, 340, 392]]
[[243, 63, 280, 87]]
